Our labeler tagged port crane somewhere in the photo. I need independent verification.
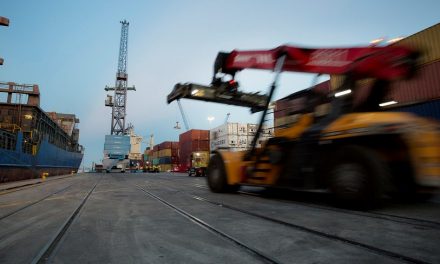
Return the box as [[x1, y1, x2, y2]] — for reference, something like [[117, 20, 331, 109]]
[[105, 20, 136, 135], [102, 20, 136, 173]]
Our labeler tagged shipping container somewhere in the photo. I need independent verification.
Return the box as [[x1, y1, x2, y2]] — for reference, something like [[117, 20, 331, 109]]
[[159, 156, 172, 164], [274, 114, 301, 131], [159, 164, 173, 172], [394, 23, 440, 66], [210, 123, 238, 139], [338, 60, 440, 108], [171, 155, 179, 163], [104, 144, 131, 152], [237, 123, 248, 135], [210, 122, 273, 150], [237, 135, 248, 148], [154, 144, 180, 159], [171, 141, 179, 149], [144, 148, 151, 155], [158, 141, 178, 150], [247, 124, 257, 135], [388, 99, 440, 121], [179, 129, 209, 142], [332, 24, 440, 90], [103, 150, 128, 156], [158, 149, 172, 157], [388, 60, 440, 104], [210, 134, 238, 149], [274, 81, 330, 119], [105, 135, 130, 142], [179, 130, 210, 171], [171, 148, 178, 157]]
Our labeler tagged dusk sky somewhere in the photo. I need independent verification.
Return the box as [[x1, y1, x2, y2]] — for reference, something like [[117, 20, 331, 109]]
[[1, 1, 439, 168]]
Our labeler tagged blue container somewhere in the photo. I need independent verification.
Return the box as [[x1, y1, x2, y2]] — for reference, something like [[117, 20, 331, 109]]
[[109, 153, 126, 159], [104, 144, 131, 151], [159, 157, 172, 164], [104, 135, 130, 145], [391, 100, 440, 121]]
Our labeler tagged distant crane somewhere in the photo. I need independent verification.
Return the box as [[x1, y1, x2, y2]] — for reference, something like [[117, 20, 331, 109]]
[[149, 134, 154, 149], [174, 121, 181, 130], [105, 20, 135, 135], [177, 99, 190, 131], [224, 113, 230, 124]]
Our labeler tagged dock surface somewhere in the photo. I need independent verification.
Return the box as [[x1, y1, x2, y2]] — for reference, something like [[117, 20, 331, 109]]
[[1, 173, 439, 264]]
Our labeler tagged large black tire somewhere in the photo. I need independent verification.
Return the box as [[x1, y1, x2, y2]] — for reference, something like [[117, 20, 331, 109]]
[[207, 153, 239, 193], [329, 145, 389, 208]]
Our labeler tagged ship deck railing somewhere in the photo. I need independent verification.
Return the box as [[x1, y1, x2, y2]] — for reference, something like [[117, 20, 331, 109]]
[[0, 128, 16, 151]]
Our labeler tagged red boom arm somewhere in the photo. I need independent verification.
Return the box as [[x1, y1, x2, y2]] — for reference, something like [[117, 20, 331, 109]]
[[215, 45, 418, 81]]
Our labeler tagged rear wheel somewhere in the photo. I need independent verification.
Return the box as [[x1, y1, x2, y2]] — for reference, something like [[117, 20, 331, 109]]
[[207, 153, 239, 193], [330, 145, 388, 208]]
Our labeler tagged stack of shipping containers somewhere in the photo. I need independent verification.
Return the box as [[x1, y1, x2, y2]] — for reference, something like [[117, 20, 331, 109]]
[[273, 80, 331, 133], [143, 148, 151, 167], [151, 145, 159, 167], [103, 135, 131, 158], [179, 129, 209, 171], [157, 141, 179, 172], [330, 23, 440, 120], [210, 123, 273, 151]]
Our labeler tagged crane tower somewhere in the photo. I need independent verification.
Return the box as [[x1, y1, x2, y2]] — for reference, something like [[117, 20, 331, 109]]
[[105, 20, 135, 135]]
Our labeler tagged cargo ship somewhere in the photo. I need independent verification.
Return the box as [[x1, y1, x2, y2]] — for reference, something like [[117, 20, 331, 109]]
[[0, 82, 84, 182]]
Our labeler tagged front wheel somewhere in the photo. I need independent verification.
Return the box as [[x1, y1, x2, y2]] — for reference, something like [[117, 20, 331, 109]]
[[329, 145, 388, 208], [207, 153, 239, 193]]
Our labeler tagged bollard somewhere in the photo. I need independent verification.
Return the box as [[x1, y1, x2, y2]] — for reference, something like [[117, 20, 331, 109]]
[[41, 172, 49, 181]]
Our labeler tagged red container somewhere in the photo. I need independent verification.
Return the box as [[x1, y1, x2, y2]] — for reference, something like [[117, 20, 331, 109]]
[[274, 98, 306, 118], [171, 142, 179, 149], [316, 80, 331, 92], [171, 148, 179, 157], [199, 130, 209, 140], [171, 155, 179, 164], [179, 130, 210, 170], [390, 60, 440, 103], [179, 129, 210, 142], [153, 145, 159, 152], [351, 60, 440, 107], [158, 141, 171, 150]]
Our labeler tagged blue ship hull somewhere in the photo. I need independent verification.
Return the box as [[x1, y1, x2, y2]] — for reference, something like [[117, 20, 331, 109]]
[[0, 132, 83, 182]]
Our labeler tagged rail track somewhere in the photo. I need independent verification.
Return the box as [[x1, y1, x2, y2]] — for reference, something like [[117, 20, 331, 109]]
[[135, 184, 281, 264], [31, 176, 101, 264], [137, 180, 433, 264], [188, 182, 440, 229]]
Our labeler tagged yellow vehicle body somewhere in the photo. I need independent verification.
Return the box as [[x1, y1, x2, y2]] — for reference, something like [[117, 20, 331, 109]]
[[212, 111, 440, 198]]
